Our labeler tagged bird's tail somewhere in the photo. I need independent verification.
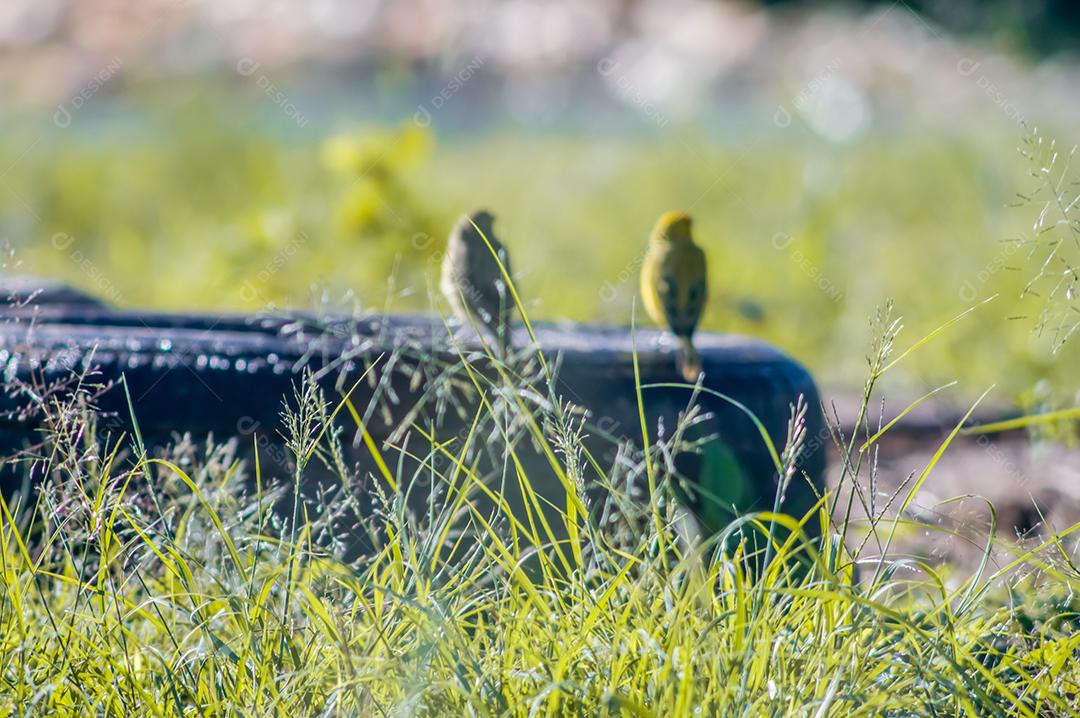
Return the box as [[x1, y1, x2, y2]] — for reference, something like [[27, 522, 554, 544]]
[[677, 336, 702, 383]]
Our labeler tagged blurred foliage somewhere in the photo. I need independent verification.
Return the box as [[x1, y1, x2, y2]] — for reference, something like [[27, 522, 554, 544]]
[[1, 102, 1077, 399], [769, 0, 1080, 56]]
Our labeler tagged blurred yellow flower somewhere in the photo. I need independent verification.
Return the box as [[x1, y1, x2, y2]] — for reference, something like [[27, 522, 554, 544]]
[[320, 123, 432, 175]]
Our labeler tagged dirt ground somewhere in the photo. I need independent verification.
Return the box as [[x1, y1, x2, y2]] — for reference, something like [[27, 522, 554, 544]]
[[821, 392, 1080, 575]]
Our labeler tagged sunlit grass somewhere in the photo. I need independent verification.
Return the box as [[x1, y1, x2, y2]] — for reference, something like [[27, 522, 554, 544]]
[[0, 307, 1077, 716], [1, 98, 1078, 715]]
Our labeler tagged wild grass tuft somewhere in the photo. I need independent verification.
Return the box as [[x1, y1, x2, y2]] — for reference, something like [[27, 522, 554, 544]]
[[0, 301, 1077, 717]]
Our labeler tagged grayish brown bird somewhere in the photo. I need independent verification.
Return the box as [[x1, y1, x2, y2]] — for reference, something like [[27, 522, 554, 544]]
[[440, 209, 516, 355]]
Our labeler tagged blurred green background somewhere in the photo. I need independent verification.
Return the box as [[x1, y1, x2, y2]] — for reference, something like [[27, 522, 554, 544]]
[[1, 0, 1078, 405]]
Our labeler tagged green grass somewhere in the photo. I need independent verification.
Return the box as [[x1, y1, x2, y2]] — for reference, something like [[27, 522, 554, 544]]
[[0, 305, 1077, 716], [2, 99, 1079, 715]]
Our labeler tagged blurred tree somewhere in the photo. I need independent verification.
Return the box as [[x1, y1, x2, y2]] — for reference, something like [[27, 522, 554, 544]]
[[321, 123, 444, 302], [762, 0, 1080, 55]]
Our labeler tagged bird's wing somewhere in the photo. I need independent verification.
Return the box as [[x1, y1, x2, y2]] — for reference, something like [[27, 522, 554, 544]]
[[661, 243, 707, 338], [639, 248, 669, 328]]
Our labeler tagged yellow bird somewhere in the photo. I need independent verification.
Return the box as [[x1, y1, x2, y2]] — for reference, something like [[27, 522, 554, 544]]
[[640, 211, 708, 382]]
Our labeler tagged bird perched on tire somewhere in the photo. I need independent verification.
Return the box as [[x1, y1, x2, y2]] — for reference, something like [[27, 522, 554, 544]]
[[640, 211, 708, 382], [441, 209, 516, 357]]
